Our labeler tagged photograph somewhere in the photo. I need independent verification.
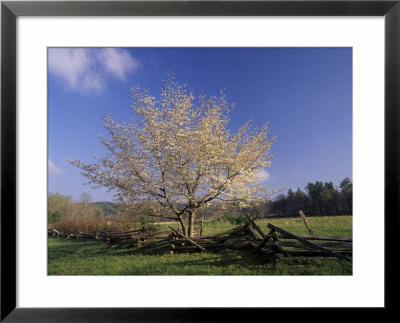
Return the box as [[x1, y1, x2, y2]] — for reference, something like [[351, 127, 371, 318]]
[[47, 47, 353, 276]]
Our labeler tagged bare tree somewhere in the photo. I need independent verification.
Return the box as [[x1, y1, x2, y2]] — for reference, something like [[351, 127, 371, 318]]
[[70, 74, 276, 236], [79, 192, 92, 203]]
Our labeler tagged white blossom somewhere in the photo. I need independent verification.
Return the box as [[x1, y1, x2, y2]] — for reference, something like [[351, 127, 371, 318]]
[[70, 74, 276, 236]]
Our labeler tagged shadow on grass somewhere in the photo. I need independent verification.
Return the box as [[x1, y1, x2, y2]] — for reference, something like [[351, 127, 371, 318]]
[[48, 237, 266, 267]]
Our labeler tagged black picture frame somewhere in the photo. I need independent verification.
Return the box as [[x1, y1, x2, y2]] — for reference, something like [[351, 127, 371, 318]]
[[1, 1, 399, 321]]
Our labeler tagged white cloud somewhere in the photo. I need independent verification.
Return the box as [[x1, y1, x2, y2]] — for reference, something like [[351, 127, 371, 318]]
[[48, 159, 64, 176], [97, 48, 139, 80], [48, 48, 139, 94]]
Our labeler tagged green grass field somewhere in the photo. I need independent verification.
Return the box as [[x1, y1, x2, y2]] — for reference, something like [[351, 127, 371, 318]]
[[48, 215, 352, 276]]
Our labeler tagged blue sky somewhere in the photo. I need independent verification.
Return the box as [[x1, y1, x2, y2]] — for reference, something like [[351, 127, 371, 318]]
[[48, 47, 352, 202]]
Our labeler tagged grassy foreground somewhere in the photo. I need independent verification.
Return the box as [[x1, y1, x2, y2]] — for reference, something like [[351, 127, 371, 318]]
[[48, 215, 352, 275]]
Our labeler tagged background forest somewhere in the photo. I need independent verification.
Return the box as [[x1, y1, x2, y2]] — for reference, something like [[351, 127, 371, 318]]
[[48, 177, 352, 233]]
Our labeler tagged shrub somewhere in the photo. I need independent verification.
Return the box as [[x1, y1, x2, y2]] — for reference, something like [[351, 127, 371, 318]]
[[105, 220, 140, 232], [222, 214, 247, 226], [140, 216, 160, 233], [48, 210, 62, 224], [53, 219, 106, 232]]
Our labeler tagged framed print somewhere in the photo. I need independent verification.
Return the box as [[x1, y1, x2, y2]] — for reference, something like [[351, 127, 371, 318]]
[[1, 0, 399, 321]]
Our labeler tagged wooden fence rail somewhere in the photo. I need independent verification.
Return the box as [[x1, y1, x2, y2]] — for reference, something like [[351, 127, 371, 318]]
[[48, 221, 352, 263]]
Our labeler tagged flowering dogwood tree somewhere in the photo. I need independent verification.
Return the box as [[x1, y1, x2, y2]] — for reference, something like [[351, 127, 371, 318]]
[[70, 75, 276, 237]]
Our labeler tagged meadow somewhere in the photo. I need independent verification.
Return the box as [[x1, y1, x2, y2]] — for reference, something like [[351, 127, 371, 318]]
[[48, 215, 352, 275]]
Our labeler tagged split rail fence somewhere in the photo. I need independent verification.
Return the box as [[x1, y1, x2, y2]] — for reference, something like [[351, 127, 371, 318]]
[[48, 220, 352, 262]]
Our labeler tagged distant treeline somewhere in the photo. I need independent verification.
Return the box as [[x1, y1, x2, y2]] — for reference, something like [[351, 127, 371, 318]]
[[48, 193, 104, 232], [269, 177, 352, 217], [48, 193, 142, 232], [91, 201, 118, 217], [48, 177, 352, 231]]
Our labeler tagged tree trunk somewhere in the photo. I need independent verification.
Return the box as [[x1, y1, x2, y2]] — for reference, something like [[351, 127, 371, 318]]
[[200, 216, 204, 236], [178, 217, 187, 236], [188, 210, 196, 237]]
